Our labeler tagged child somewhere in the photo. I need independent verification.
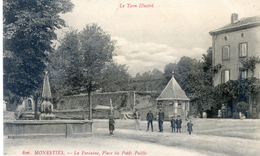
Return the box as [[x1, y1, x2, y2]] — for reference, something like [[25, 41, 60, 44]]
[[217, 109, 221, 120], [170, 116, 176, 133], [187, 120, 193, 135], [109, 115, 115, 134]]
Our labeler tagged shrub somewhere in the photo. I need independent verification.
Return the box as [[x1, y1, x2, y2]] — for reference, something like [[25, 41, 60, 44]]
[[236, 101, 248, 114]]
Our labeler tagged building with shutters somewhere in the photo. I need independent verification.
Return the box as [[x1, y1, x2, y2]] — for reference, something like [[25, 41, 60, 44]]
[[209, 14, 260, 118]]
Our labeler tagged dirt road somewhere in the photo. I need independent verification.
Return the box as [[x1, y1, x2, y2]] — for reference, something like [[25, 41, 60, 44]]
[[4, 119, 260, 156], [4, 135, 207, 156]]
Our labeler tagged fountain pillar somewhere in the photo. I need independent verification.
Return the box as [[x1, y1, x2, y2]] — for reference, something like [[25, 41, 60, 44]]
[[39, 71, 55, 120]]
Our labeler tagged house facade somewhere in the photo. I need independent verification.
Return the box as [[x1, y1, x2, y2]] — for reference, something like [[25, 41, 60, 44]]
[[209, 14, 260, 118]]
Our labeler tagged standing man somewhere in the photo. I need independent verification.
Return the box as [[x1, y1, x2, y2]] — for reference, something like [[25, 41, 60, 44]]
[[146, 109, 154, 132], [176, 115, 182, 133], [133, 109, 141, 130], [158, 108, 164, 132]]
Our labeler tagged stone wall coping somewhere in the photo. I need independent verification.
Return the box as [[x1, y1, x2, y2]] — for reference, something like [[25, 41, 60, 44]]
[[4, 120, 93, 124]]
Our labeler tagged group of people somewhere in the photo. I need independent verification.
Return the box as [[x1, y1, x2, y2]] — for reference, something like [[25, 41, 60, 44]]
[[147, 108, 193, 135], [108, 108, 193, 135], [170, 115, 183, 133]]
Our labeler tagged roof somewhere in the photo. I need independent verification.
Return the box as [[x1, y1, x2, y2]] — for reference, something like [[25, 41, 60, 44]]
[[156, 76, 190, 101], [209, 15, 260, 35]]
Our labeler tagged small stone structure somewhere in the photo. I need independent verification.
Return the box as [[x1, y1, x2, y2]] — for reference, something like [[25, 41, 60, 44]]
[[4, 71, 93, 139], [39, 72, 55, 120], [156, 75, 190, 120]]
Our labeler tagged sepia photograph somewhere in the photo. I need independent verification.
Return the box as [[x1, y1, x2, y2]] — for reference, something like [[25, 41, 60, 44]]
[[2, 0, 260, 155]]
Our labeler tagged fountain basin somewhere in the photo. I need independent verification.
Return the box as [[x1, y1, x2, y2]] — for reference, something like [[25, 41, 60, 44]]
[[4, 120, 93, 139]]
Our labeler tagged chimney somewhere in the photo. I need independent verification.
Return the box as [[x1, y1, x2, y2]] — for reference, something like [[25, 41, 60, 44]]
[[231, 13, 238, 23]]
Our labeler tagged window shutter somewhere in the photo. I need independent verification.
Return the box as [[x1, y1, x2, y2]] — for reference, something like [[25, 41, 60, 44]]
[[239, 43, 247, 57], [225, 70, 229, 82], [223, 46, 229, 60], [221, 70, 225, 83]]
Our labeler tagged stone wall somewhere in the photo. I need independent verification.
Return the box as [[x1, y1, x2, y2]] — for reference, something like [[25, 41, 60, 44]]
[[56, 91, 160, 119], [4, 120, 93, 139]]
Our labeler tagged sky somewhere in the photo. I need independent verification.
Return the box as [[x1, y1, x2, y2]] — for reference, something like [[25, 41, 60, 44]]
[[56, 0, 260, 76]]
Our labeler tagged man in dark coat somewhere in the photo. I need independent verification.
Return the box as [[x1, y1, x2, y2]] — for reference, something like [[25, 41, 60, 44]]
[[187, 120, 193, 135], [146, 109, 154, 132], [109, 115, 115, 134], [158, 108, 164, 132], [170, 116, 176, 133], [175, 115, 182, 133]]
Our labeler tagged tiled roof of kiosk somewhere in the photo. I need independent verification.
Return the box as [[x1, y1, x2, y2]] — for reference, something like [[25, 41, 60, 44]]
[[156, 76, 190, 101], [209, 15, 260, 35]]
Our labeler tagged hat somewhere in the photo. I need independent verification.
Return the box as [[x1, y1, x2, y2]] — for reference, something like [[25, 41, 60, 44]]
[[171, 115, 175, 118], [177, 115, 180, 117], [159, 108, 162, 110]]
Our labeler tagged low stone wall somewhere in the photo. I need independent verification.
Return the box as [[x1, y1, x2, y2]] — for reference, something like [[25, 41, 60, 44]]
[[53, 109, 120, 119], [4, 120, 93, 139]]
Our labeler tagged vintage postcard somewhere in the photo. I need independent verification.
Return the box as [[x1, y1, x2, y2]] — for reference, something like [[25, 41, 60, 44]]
[[2, 0, 260, 155]]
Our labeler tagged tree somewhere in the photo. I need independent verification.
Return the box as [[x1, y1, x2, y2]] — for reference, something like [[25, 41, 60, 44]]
[[47, 29, 80, 83], [171, 56, 204, 93], [128, 68, 165, 92], [3, 0, 74, 100], [99, 62, 130, 92], [52, 24, 115, 119], [236, 101, 249, 114], [240, 56, 260, 77], [163, 48, 214, 116], [201, 47, 213, 86]]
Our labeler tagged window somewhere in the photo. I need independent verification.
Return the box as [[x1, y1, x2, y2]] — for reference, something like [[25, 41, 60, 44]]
[[239, 69, 248, 79], [221, 70, 230, 83], [224, 36, 228, 41], [222, 46, 230, 60], [239, 43, 247, 57], [241, 33, 245, 38]]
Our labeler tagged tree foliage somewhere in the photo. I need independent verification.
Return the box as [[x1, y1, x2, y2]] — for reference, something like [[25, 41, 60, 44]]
[[128, 68, 165, 91], [48, 24, 115, 95], [100, 62, 130, 92], [3, 0, 74, 98], [236, 101, 249, 114], [240, 56, 260, 77], [163, 48, 214, 113]]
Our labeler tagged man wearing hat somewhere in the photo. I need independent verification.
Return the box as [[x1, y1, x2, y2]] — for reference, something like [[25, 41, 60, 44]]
[[175, 115, 182, 133], [146, 109, 154, 132], [158, 108, 164, 132]]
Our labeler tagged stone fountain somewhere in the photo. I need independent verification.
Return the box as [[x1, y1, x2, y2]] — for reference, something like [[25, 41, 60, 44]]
[[4, 71, 93, 139], [39, 71, 55, 120]]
